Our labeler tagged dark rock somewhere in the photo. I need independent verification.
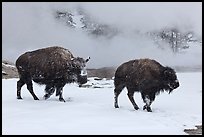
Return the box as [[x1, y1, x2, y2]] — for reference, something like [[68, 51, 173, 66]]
[[2, 60, 18, 79], [184, 125, 202, 135]]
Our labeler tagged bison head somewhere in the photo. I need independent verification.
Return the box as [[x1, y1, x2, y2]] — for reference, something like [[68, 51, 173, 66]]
[[71, 57, 90, 85], [163, 67, 179, 93]]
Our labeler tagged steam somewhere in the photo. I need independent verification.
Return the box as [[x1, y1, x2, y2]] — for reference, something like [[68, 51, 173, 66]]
[[2, 2, 202, 68], [81, 2, 202, 35]]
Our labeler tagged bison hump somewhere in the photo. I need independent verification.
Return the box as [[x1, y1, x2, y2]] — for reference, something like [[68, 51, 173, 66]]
[[29, 46, 73, 62], [16, 46, 75, 72], [137, 59, 162, 71]]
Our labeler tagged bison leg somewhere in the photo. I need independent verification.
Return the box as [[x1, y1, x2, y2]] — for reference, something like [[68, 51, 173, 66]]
[[141, 93, 155, 112], [114, 84, 125, 108], [44, 85, 55, 100], [126, 88, 139, 110], [26, 81, 39, 100], [56, 86, 65, 102], [17, 79, 25, 99]]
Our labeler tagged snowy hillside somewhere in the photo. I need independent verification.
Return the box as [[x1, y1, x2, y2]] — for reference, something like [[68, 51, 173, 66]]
[[2, 72, 202, 135], [55, 8, 119, 38]]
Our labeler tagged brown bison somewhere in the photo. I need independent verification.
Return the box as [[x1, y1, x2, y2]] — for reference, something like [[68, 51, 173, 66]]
[[114, 58, 179, 112], [15, 46, 90, 102]]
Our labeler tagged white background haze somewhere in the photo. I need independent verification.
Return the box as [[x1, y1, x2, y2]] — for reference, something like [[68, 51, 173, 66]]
[[2, 2, 202, 68]]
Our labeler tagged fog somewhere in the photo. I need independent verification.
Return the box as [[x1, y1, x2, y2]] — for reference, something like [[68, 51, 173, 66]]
[[2, 2, 202, 68], [82, 2, 201, 35]]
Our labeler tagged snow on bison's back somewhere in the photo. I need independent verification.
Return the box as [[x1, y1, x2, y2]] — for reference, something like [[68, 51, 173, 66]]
[[15, 46, 90, 102]]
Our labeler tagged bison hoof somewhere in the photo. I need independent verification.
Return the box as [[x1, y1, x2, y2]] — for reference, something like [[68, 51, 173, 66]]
[[17, 96, 23, 99], [146, 107, 152, 112], [114, 103, 119, 108], [143, 105, 147, 110], [143, 105, 152, 112], [59, 98, 66, 102], [44, 94, 51, 100], [34, 97, 39, 100], [134, 106, 139, 110]]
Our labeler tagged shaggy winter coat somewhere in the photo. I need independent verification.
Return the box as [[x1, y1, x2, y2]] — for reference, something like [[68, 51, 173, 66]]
[[114, 58, 179, 112]]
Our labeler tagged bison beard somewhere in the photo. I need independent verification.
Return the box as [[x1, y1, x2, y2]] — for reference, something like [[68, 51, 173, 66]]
[[15, 46, 90, 102], [114, 58, 179, 112]]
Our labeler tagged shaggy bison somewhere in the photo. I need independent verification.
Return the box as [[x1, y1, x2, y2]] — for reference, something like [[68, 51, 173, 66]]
[[16, 46, 90, 102], [114, 58, 179, 112]]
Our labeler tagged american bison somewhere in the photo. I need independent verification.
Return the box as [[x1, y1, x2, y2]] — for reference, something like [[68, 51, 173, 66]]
[[114, 58, 179, 112], [15, 46, 90, 102]]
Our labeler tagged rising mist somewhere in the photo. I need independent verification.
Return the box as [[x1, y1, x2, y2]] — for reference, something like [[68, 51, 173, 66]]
[[2, 2, 202, 68]]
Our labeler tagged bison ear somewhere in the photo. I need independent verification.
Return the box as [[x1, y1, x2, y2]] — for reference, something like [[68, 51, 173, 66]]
[[85, 57, 90, 62], [164, 70, 168, 75]]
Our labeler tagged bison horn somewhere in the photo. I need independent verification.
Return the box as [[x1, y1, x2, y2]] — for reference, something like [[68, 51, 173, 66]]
[[86, 57, 90, 62]]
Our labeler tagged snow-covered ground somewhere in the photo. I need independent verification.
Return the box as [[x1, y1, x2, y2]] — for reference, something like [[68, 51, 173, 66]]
[[2, 72, 202, 135]]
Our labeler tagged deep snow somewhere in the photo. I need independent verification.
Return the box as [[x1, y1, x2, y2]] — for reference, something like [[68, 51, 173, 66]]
[[2, 72, 202, 135]]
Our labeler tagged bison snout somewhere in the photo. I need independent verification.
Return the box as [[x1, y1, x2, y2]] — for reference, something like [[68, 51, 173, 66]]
[[77, 68, 88, 85], [168, 80, 179, 91], [174, 81, 179, 89], [80, 68, 87, 76], [77, 75, 88, 85], [172, 80, 179, 89]]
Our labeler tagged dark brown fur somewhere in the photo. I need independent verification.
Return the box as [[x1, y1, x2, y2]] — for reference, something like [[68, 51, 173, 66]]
[[16, 46, 90, 102], [114, 58, 179, 112]]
